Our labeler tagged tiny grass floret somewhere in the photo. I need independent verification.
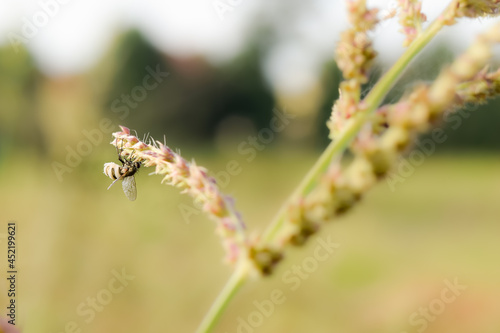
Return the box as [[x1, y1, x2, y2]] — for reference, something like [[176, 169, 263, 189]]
[[398, 0, 427, 46]]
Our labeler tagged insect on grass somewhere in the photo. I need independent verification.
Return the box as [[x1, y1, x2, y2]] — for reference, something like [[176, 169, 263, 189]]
[[103, 141, 141, 201]]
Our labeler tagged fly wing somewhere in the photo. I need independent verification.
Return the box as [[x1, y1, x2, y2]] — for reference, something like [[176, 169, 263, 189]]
[[122, 176, 137, 201]]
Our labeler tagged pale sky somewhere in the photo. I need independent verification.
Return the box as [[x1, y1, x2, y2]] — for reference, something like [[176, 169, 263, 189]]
[[0, 0, 498, 92]]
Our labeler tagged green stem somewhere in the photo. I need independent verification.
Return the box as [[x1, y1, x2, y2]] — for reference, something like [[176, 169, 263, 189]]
[[261, 9, 447, 245], [195, 262, 250, 333], [195, 6, 454, 333]]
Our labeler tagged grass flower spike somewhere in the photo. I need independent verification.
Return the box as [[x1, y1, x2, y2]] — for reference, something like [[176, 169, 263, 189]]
[[254, 1, 500, 276], [455, 0, 500, 18], [111, 126, 247, 264], [328, 0, 378, 138], [398, 0, 427, 46]]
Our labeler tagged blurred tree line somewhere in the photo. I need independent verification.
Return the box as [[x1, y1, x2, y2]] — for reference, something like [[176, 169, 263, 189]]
[[101, 31, 275, 145], [0, 29, 499, 167]]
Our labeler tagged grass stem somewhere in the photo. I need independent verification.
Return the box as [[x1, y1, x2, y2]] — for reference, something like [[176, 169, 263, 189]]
[[195, 262, 250, 333], [197, 4, 454, 332], [261, 7, 446, 245]]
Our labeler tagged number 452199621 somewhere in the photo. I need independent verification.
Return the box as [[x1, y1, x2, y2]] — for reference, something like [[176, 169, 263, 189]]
[[7, 223, 16, 270]]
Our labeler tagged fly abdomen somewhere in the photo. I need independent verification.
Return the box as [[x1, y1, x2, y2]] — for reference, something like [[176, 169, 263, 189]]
[[103, 162, 123, 180]]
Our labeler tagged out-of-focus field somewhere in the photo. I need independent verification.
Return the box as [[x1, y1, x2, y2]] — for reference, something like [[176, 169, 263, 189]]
[[1, 151, 500, 333]]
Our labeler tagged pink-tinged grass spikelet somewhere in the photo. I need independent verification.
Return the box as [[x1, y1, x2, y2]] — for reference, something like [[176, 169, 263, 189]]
[[110, 126, 247, 264]]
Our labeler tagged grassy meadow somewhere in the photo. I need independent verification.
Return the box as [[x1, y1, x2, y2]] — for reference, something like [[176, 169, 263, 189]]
[[1, 149, 500, 333]]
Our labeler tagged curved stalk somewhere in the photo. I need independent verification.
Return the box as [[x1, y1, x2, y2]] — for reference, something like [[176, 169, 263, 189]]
[[196, 4, 455, 332], [261, 7, 446, 245], [195, 262, 250, 333]]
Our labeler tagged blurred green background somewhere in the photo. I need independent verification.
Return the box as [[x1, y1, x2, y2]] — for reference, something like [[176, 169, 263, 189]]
[[1, 1, 500, 333]]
